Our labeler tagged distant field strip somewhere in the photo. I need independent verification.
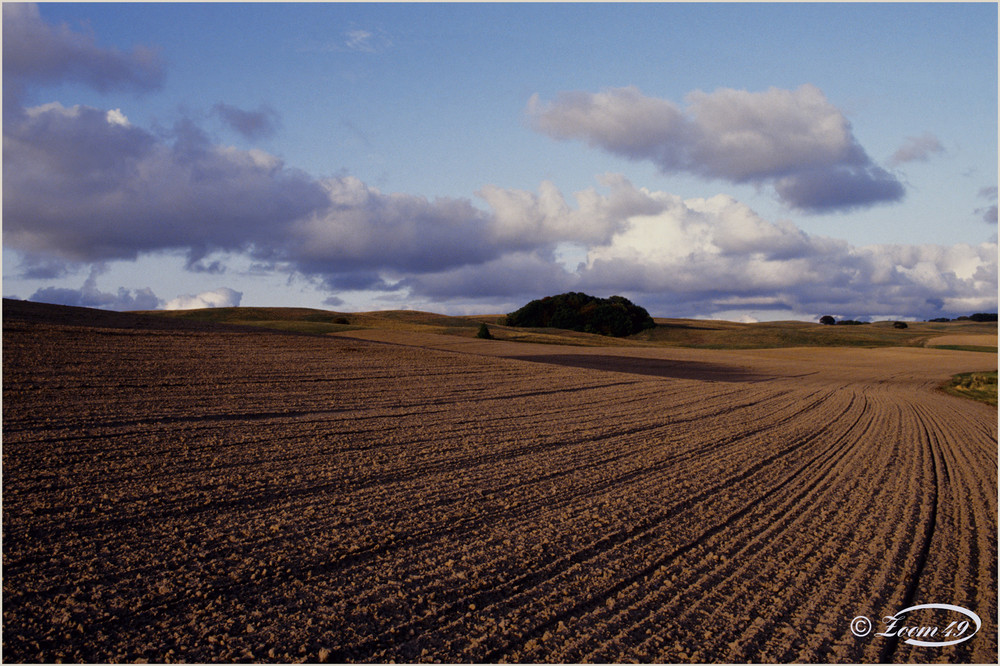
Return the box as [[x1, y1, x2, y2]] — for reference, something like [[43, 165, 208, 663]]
[[3, 314, 997, 663], [927, 334, 998, 352]]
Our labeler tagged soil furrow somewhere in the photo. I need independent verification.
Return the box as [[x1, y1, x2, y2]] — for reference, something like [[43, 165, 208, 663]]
[[3, 307, 995, 663]]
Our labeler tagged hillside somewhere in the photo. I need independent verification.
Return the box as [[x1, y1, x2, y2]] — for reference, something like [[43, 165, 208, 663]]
[[137, 304, 997, 351], [4, 299, 995, 351]]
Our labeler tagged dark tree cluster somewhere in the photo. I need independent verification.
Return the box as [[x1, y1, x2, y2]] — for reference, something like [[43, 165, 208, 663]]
[[929, 313, 997, 323], [820, 316, 869, 325], [506, 292, 656, 337]]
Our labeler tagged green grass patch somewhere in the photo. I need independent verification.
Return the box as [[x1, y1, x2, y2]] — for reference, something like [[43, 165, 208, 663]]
[[941, 371, 998, 406], [927, 345, 997, 354]]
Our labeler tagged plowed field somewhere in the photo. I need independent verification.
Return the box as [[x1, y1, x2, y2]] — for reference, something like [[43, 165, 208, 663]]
[[3, 301, 997, 663]]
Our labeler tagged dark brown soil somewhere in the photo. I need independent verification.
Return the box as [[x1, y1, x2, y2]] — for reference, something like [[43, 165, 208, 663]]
[[3, 301, 996, 663]]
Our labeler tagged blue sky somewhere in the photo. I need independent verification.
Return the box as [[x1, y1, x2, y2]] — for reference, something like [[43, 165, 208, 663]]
[[3, 1, 997, 321]]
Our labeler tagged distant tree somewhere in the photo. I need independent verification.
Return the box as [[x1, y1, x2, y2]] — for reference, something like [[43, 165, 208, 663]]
[[929, 317, 951, 323], [819, 315, 836, 325], [970, 313, 998, 322], [476, 323, 494, 339], [506, 292, 655, 337], [836, 319, 868, 325], [893, 321, 908, 329]]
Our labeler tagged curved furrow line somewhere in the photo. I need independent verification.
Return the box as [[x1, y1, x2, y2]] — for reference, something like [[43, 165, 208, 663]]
[[714, 385, 925, 662], [888, 397, 996, 663], [934, 397, 999, 648], [477, 386, 867, 662], [770, 389, 920, 662], [874, 397, 941, 664], [670, 391, 880, 656], [568, 386, 877, 662], [571, 380, 943, 663], [326, 384, 844, 660]]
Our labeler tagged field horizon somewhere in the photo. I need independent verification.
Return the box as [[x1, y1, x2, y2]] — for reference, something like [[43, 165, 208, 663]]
[[3, 298, 997, 663], [124, 300, 998, 351]]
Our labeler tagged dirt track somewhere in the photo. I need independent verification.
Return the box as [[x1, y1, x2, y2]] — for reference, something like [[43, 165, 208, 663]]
[[3, 303, 997, 663]]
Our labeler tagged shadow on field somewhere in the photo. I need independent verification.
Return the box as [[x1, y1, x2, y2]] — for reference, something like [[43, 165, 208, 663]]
[[507, 353, 769, 382]]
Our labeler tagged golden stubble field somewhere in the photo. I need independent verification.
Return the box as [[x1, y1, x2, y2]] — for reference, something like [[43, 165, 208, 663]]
[[2, 300, 997, 663]]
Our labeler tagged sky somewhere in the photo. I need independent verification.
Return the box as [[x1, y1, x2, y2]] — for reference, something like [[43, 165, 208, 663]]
[[2, 1, 997, 321]]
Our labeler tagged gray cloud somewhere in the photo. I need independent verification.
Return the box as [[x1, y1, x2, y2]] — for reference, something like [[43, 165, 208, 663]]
[[773, 164, 906, 213], [977, 186, 998, 224], [213, 103, 280, 140], [2, 3, 163, 101], [890, 132, 945, 165], [29, 266, 160, 311], [4, 97, 573, 287], [13, 255, 80, 280], [528, 85, 905, 213], [322, 295, 346, 307], [3, 102, 330, 263], [186, 258, 228, 274], [289, 177, 497, 275], [403, 251, 577, 302]]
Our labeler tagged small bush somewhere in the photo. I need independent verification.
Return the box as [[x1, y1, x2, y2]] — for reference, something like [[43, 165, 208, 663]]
[[893, 321, 908, 329], [476, 323, 494, 339]]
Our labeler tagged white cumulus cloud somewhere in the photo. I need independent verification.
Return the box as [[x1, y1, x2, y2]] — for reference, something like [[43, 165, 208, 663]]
[[409, 178, 995, 320], [164, 287, 243, 310]]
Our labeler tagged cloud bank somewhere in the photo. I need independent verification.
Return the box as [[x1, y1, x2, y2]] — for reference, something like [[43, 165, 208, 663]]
[[527, 85, 905, 213], [5, 100, 993, 319], [29, 266, 160, 311], [404, 181, 996, 319], [4, 4, 995, 320]]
